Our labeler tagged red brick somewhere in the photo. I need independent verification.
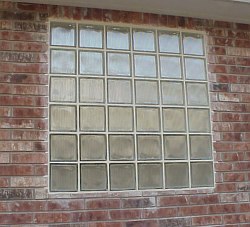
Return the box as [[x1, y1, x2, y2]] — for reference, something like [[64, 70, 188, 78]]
[[11, 153, 47, 164], [0, 107, 11, 117], [13, 41, 48, 52], [0, 130, 11, 140], [34, 164, 47, 176], [208, 204, 238, 214], [125, 220, 158, 227], [224, 214, 241, 224], [188, 194, 219, 205], [0, 213, 33, 225], [0, 165, 33, 176], [178, 206, 208, 216], [122, 197, 155, 208], [158, 196, 188, 206], [48, 199, 85, 211], [0, 177, 9, 187], [9, 200, 47, 212], [86, 199, 120, 209], [12, 130, 47, 141], [85, 210, 109, 221], [216, 183, 237, 192], [110, 209, 140, 220], [142, 207, 177, 219], [13, 107, 47, 118], [17, 3, 48, 11], [89, 223, 123, 227], [192, 215, 222, 226], [34, 212, 71, 224]]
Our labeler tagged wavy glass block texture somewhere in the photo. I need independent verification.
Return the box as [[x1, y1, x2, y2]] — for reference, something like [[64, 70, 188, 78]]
[[49, 22, 212, 192]]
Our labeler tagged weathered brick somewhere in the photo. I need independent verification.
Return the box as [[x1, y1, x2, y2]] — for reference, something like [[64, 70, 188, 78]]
[[86, 198, 120, 209], [125, 220, 158, 227], [11, 176, 47, 187], [11, 153, 47, 164], [110, 209, 141, 220], [192, 215, 223, 226], [0, 188, 33, 200]]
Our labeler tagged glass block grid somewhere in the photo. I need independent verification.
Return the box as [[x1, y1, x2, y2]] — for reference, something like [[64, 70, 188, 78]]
[[49, 22, 214, 192]]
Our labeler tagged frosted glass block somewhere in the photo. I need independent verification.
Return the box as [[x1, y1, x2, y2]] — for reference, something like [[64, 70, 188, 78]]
[[136, 108, 160, 132], [79, 25, 103, 48], [134, 55, 157, 78], [190, 135, 212, 159], [183, 33, 204, 56], [107, 53, 130, 76], [109, 135, 134, 160], [50, 105, 76, 131], [165, 163, 189, 188], [191, 162, 214, 187], [109, 107, 133, 132], [108, 79, 132, 104], [163, 108, 186, 132], [81, 164, 107, 191], [80, 106, 105, 131], [80, 78, 104, 103], [50, 135, 77, 161], [80, 135, 106, 160], [133, 29, 155, 51], [164, 135, 187, 160], [79, 51, 103, 75], [187, 83, 208, 106], [107, 27, 130, 50], [160, 56, 182, 78], [51, 50, 76, 74], [51, 22, 75, 46], [185, 58, 206, 80], [138, 163, 163, 189], [50, 77, 76, 102], [158, 31, 180, 53], [110, 164, 136, 190], [137, 135, 161, 160], [135, 80, 158, 104], [188, 109, 210, 132], [50, 164, 77, 192], [161, 81, 184, 105]]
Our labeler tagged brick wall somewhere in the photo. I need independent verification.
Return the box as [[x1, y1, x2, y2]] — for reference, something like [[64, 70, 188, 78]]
[[0, 1, 250, 226]]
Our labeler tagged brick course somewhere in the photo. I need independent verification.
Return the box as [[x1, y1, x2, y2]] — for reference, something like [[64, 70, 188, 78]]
[[0, 1, 250, 226]]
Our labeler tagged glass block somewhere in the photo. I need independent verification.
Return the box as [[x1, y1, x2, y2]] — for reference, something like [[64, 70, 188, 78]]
[[109, 135, 134, 160], [165, 163, 189, 188], [133, 29, 155, 51], [191, 162, 214, 187], [81, 164, 107, 191], [79, 25, 103, 48], [107, 53, 130, 76], [163, 108, 186, 132], [158, 31, 180, 53], [51, 22, 75, 46], [108, 79, 132, 104], [164, 135, 187, 160], [109, 107, 133, 132], [50, 105, 76, 131], [134, 55, 157, 78], [107, 26, 130, 50], [160, 56, 182, 78], [50, 77, 76, 102], [50, 135, 77, 161], [137, 135, 161, 160], [50, 164, 77, 192], [79, 51, 103, 75], [135, 80, 158, 104], [110, 164, 136, 190], [80, 106, 105, 131], [185, 58, 206, 80], [80, 78, 104, 103], [51, 50, 76, 74], [183, 33, 204, 56], [80, 135, 106, 160], [187, 83, 208, 106], [190, 135, 212, 159], [136, 108, 160, 132], [188, 109, 210, 132], [138, 163, 163, 189], [161, 81, 184, 105]]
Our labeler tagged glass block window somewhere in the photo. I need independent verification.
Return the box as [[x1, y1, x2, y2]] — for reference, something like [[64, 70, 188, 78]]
[[49, 22, 214, 192]]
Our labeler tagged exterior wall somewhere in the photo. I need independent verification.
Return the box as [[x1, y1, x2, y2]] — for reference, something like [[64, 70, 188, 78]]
[[0, 1, 250, 226]]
